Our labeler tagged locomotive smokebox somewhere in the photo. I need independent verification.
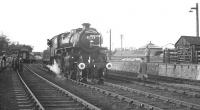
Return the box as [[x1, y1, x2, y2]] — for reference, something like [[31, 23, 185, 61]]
[[82, 23, 91, 30]]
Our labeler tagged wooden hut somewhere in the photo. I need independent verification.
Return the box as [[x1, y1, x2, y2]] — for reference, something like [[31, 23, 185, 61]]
[[175, 36, 200, 64]]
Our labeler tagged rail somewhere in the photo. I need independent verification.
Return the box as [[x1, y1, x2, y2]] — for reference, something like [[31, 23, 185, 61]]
[[17, 70, 45, 110]]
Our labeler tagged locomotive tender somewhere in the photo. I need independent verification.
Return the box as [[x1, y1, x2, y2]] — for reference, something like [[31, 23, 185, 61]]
[[47, 23, 112, 83]]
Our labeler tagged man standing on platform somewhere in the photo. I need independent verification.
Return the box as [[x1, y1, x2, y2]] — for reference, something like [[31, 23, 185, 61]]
[[145, 45, 150, 63], [137, 57, 148, 80], [2, 54, 6, 70], [19, 57, 23, 72]]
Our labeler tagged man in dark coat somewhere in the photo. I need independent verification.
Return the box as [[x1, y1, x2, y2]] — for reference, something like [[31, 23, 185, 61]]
[[137, 58, 148, 80], [2, 54, 6, 70], [19, 58, 23, 72]]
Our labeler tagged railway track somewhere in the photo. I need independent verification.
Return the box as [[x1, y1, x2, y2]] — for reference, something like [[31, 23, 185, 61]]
[[71, 79, 200, 110], [31, 64, 200, 110], [107, 72, 200, 98], [12, 71, 43, 110], [28, 64, 146, 110], [105, 73, 200, 109], [103, 81, 200, 110], [109, 70, 200, 86], [16, 66, 100, 110]]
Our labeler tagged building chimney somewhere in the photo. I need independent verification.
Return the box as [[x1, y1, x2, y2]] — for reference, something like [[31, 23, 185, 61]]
[[82, 23, 91, 29]]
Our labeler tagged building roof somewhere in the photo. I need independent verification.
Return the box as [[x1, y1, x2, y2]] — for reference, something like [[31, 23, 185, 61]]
[[175, 36, 200, 45], [139, 41, 162, 49]]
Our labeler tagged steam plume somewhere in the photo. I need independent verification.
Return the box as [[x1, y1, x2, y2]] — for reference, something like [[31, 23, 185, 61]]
[[47, 60, 64, 79]]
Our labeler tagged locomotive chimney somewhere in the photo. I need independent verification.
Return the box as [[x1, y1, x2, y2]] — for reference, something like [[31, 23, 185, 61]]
[[82, 23, 91, 30]]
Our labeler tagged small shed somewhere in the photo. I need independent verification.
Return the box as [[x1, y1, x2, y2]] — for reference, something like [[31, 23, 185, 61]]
[[175, 36, 200, 63]]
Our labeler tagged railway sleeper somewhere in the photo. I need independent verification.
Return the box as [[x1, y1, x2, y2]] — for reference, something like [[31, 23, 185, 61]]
[[43, 103, 81, 107], [45, 107, 85, 110], [40, 100, 75, 104], [11, 83, 36, 109], [39, 97, 72, 101]]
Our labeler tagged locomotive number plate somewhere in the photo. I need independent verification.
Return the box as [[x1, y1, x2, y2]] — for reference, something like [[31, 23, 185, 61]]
[[87, 35, 99, 40]]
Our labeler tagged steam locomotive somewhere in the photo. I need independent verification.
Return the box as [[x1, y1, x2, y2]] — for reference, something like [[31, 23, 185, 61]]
[[47, 23, 112, 83]]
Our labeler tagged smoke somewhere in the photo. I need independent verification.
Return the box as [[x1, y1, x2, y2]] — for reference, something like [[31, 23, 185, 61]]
[[47, 60, 65, 79]]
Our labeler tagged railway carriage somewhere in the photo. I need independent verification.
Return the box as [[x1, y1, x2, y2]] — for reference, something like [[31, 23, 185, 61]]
[[47, 23, 112, 83], [18, 48, 30, 63]]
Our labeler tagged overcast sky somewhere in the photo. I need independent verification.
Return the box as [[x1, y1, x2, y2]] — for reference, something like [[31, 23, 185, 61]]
[[0, 0, 199, 52]]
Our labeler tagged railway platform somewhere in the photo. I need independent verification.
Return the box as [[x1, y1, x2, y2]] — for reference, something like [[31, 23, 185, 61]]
[[0, 69, 18, 110]]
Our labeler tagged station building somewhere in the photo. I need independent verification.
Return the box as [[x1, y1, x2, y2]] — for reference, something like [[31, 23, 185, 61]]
[[112, 42, 163, 62]]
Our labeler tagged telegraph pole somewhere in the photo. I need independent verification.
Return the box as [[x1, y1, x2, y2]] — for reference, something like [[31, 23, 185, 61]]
[[120, 34, 123, 56], [109, 29, 112, 60], [190, 3, 199, 37], [121, 34, 123, 51]]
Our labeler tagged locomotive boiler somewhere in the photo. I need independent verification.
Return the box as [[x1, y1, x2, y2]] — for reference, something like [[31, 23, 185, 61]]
[[47, 23, 112, 83]]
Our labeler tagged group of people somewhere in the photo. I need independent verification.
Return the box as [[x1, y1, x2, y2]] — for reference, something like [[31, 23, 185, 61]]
[[11, 57, 23, 72], [0, 54, 23, 72], [136, 46, 150, 80]]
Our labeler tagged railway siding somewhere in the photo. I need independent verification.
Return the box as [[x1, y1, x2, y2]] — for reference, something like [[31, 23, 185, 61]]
[[107, 73, 200, 108], [96, 82, 200, 110], [104, 82, 200, 110], [132, 78, 200, 98], [69, 78, 163, 110], [108, 72, 200, 98]]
